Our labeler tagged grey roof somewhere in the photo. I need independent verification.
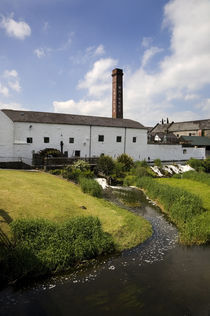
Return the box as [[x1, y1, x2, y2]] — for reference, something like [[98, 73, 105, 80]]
[[150, 119, 210, 134], [169, 119, 210, 132], [149, 123, 173, 134], [2, 109, 145, 129], [181, 136, 210, 146]]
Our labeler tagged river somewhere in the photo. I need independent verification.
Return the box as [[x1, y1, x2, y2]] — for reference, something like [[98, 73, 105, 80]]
[[0, 188, 210, 316]]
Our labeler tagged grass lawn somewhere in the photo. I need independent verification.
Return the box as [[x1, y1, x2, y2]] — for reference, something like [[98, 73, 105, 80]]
[[0, 170, 152, 251], [157, 178, 210, 211]]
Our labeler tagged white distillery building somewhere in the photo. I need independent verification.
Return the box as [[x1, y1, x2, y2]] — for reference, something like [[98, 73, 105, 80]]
[[0, 69, 205, 165]]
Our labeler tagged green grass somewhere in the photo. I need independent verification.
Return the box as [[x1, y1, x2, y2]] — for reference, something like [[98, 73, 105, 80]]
[[157, 177, 210, 244], [0, 170, 152, 251], [157, 178, 210, 211]]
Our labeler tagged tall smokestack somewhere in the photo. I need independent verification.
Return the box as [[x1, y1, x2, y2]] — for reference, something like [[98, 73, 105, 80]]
[[112, 68, 123, 119]]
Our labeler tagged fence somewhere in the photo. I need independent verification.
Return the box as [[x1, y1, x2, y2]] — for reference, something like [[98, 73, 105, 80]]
[[43, 157, 99, 170]]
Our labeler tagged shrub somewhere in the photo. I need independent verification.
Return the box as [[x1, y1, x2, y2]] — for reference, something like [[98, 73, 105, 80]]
[[72, 160, 90, 171], [39, 148, 63, 157], [187, 158, 203, 171], [96, 155, 115, 176], [2, 217, 114, 282], [134, 160, 148, 168], [49, 169, 63, 175], [113, 161, 124, 178], [79, 177, 103, 197], [123, 175, 137, 186], [203, 158, 210, 173], [117, 154, 134, 172], [154, 159, 162, 167], [63, 164, 94, 183], [172, 173, 182, 179], [134, 166, 151, 178]]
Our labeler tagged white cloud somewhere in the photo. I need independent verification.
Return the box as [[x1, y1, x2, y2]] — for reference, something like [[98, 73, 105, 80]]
[[141, 46, 163, 68], [8, 80, 21, 93], [3, 69, 18, 78], [70, 44, 106, 65], [0, 84, 9, 97], [141, 37, 153, 48], [0, 14, 31, 40], [78, 58, 117, 98], [0, 69, 21, 96], [94, 44, 105, 56], [53, 97, 110, 117], [34, 48, 46, 58]]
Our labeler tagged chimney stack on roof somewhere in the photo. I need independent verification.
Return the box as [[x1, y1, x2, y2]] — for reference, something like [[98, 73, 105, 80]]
[[112, 68, 123, 119]]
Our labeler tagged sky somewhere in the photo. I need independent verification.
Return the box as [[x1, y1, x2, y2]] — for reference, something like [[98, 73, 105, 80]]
[[0, 0, 210, 126]]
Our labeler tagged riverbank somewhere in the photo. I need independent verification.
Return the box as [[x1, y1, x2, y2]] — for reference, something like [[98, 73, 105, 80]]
[[136, 176, 210, 245], [0, 170, 152, 285]]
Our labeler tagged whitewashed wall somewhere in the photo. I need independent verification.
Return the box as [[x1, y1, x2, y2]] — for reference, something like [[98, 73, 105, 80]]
[[145, 144, 205, 161], [13, 122, 148, 163], [0, 111, 14, 159]]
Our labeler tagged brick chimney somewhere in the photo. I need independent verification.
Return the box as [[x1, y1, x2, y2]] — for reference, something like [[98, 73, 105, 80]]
[[112, 68, 123, 119]]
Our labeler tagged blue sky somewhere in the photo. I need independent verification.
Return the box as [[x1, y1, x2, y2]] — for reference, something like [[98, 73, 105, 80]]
[[0, 0, 210, 126]]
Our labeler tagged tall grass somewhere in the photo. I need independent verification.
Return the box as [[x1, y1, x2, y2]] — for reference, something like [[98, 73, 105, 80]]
[[136, 177, 208, 244], [79, 177, 103, 197], [181, 170, 210, 186], [1, 216, 114, 285]]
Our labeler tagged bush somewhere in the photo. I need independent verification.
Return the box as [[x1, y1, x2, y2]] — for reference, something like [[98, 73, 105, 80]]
[[187, 158, 203, 171], [1, 217, 115, 283], [117, 154, 134, 172], [134, 166, 151, 178], [134, 160, 148, 168], [123, 175, 137, 186], [96, 155, 115, 176], [49, 169, 63, 175], [39, 148, 63, 157], [172, 173, 182, 179], [203, 158, 210, 173], [72, 160, 90, 171], [63, 163, 94, 183], [79, 177, 103, 197], [154, 159, 162, 167]]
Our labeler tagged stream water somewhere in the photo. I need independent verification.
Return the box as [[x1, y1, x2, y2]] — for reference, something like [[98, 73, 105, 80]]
[[0, 188, 210, 316]]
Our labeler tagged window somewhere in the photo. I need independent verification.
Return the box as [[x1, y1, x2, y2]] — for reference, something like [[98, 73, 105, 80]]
[[27, 137, 33, 143], [133, 137, 136, 143], [183, 149, 187, 154], [116, 136, 122, 142], [98, 135, 104, 142], [69, 137, 74, 143], [75, 150, 80, 157], [44, 137, 50, 143]]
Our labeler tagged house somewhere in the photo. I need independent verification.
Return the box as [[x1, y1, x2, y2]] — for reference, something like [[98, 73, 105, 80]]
[[150, 119, 210, 138], [0, 69, 206, 166]]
